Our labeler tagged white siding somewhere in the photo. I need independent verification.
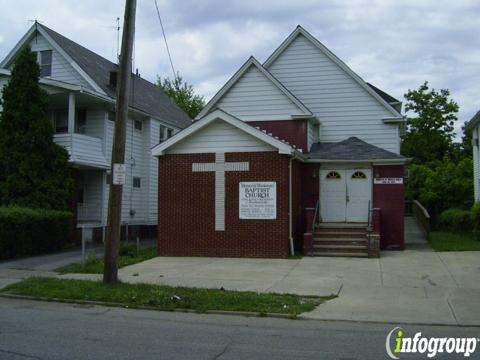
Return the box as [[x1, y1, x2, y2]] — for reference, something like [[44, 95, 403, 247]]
[[267, 34, 400, 153], [168, 120, 276, 154], [27, 33, 92, 89], [216, 65, 303, 121], [78, 170, 103, 222], [473, 125, 480, 201], [102, 115, 153, 225], [148, 119, 160, 223], [83, 108, 104, 139]]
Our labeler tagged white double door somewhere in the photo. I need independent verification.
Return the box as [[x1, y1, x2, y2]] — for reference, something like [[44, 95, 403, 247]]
[[320, 168, 372, 222]]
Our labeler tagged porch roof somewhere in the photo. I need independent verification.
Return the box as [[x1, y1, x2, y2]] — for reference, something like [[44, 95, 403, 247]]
[[307, 137, 408, 163]]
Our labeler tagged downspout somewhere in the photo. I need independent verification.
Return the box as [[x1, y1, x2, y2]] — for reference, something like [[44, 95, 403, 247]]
[[289, 155, 295, 256]]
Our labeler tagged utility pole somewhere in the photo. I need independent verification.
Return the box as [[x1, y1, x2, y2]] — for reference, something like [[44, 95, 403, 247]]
[[103, 0, 136, 284]]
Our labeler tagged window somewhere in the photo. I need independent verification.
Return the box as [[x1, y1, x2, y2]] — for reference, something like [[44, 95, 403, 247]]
[[133, 177, 141, 188], [326, 171, 341, 179], [134, 120, 142, 131], [159, 125, 173, 142], [108, 111, 116, 122], [39, 50, 52, 77], [54, 110, 68, 133], [351, 171, 367, 179], [75, 109, 87, 134]]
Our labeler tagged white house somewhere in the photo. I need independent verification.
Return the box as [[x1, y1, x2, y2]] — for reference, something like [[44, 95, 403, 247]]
[[467, 111, 480, 201], [0, 22, 192, 241]]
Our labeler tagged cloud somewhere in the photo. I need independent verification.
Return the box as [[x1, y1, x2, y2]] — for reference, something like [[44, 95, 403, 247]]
[[0, 0, 478, 137]]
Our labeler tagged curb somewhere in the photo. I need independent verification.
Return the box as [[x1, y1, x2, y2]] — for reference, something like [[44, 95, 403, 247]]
[[0, 293, 298, 319]]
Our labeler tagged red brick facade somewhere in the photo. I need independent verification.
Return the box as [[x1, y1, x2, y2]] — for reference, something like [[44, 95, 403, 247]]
[[157, 151, 405, 257], [372, 165, 405, 250], [158, 152, 301, 258], [248, 120, 309, 151]]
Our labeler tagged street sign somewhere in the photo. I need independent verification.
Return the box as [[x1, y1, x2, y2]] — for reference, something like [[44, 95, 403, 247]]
[[112, 163, 126, 185]]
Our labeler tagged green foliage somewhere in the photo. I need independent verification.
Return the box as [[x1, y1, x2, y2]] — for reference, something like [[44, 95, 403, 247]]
[[401, 81, 459, 164], [470, 202, 480, 232], [3, 277, 333, 315], [429, 231, 480, 251], [157, 72, 205, 118], [437, 208, 472, 233], [406, 158, 473, 220], [0, 46, 72, 210], [0, 206, 71, 260]]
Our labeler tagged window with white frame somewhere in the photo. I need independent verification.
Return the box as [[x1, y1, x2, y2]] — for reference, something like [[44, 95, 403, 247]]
[[38, 50, 52, 77], [159, 125, 172, 143]]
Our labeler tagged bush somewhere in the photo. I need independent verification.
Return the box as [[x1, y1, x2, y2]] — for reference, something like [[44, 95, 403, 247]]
[[119, 242, 137, 257], [0, 207, 72, 260], [437, 208, 472, 233]]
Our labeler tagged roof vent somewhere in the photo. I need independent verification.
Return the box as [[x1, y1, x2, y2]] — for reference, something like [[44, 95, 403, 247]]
[[109, 71, 118, 89]]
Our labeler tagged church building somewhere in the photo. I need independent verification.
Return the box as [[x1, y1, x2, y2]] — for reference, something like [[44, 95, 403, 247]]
[[152, 26, 407, 258]]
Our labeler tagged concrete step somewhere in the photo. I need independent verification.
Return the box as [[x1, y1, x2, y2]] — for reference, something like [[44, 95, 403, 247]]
[[317, 222, 367, 229], [314, 231, 366, 239], [313, 237, 367, 243], [312, 251, 369, 258], [313, 244, 367, 250]]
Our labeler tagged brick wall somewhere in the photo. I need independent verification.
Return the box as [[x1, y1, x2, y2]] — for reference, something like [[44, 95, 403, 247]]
[[372, 165, 405, 250], [248, 120, 308, 151], [158, 152, 293, 258]]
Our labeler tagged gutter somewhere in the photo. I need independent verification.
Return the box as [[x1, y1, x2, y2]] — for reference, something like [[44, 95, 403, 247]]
[[303, 158, 409, 164]]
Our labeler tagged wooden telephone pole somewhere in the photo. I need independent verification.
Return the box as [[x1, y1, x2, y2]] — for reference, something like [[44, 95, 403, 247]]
[[103, 0, 137, 284]]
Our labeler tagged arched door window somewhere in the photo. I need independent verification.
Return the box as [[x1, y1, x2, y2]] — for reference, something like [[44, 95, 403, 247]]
[[326, 171, 341, 179], [351, 171, 367, 179]]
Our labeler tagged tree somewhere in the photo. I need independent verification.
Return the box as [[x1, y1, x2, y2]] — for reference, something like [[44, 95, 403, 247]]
[[0, 46, 72, 210], [157, 73, 205, 118], [401, 81, 459, 164], [406, 158, 473, 220]]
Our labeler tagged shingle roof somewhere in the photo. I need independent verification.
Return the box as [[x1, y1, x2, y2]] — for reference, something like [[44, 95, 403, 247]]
[[308, 137, 406, 161], [366, 83, 400, 104], [466, 110, 480, 130], [39, 24, 192, 129]]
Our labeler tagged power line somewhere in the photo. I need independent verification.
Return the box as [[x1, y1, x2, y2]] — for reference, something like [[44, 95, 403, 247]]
[[153, 0, 176, 79]]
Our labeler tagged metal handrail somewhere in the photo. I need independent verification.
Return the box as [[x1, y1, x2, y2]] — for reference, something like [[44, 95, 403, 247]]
[[312, 200, 320, 232], [367, 200, 372, 228]]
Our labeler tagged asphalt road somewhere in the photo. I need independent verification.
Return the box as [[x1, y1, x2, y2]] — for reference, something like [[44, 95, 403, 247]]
[[0, 298, 479, 360]]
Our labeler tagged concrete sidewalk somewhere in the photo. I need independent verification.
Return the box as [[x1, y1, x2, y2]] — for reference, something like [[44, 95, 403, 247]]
[[59, 248, 480, 326]]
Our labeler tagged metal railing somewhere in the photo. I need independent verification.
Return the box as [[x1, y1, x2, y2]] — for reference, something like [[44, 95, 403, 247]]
[[412, 200, 431, 238], [312, 200, 320, 232]]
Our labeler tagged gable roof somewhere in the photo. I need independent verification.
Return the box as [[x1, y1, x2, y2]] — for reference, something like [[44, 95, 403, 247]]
[[263, 26, 403, 119], [153, 109, 300, 157], [466, 110, 480, 130], [308, 137, 407, 163], [195, 56, 313, 120], [1, 23, 192, 129], [367, 83, 400, 105]]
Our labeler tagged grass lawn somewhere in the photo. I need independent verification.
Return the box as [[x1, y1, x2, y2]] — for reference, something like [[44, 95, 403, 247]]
[[2, 277, 334, 316], [57, 245, 157, 274], [429, 231, 480, 251]]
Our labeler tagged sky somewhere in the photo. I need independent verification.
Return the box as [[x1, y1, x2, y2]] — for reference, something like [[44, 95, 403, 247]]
[[0, 0, 478, 138]]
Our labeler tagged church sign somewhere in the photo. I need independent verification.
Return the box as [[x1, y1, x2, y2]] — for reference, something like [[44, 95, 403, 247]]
[[239, 182, 276, 219], [373, 177, 403, 185]]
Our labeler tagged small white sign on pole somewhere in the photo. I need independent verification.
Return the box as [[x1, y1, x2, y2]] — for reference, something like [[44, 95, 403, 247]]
[[239, 182, 276, 219], [373, 177, 403, 185], [112, 163, 126, 185]]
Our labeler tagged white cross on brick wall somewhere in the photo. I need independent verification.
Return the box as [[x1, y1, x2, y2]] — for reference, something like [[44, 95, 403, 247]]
[[192, 153, 249, 231]]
